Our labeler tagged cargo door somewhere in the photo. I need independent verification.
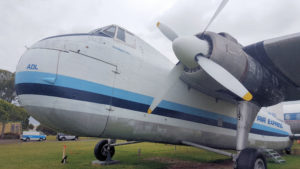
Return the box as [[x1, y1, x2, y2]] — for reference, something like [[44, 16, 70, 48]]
[[15, 48, 62, 131], [16, 48, 60, 85], [54, 50, 117, 136]]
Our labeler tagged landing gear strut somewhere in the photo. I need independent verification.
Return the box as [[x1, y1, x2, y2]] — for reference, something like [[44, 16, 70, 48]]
[[235, 101, 266, 169], [285, 147, 291, 155]]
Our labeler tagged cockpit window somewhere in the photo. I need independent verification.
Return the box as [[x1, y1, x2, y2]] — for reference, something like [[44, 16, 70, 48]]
[[102, 26, 116, 37], [117, 28, 125, 41], [90, 25, 136, 47], [125, 31, 136, 47]]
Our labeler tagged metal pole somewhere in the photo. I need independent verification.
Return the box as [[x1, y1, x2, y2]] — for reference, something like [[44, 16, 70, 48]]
[[182, 141, 235, 158], [110, 141, 141, 147]]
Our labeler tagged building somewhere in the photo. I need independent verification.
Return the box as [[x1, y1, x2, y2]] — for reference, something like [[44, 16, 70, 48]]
[[0, 122, 22, 137]]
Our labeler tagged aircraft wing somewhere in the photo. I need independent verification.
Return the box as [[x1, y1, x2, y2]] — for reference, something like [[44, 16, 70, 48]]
[[244, 33, 300, 87], [243, 33, 300, 101]]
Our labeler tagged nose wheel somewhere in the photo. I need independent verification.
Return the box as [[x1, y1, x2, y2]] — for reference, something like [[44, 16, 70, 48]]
[[94, 139, 115, 161]]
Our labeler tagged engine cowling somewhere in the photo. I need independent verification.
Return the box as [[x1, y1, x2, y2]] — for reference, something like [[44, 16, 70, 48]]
[[180, 32, 285, 106]]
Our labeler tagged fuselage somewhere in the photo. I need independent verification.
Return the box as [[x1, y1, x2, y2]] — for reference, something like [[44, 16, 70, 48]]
[[15, 25, 292, 150]]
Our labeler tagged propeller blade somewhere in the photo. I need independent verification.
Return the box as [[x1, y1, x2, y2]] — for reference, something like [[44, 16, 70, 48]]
[[202, 0, 229, 33], [156, 22, 178, 41], [196, 56, 252, 101], [148, 63, 184, 114]]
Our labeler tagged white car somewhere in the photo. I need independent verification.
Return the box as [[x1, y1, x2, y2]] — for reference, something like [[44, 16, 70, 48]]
[[56, 133, 78, 141]]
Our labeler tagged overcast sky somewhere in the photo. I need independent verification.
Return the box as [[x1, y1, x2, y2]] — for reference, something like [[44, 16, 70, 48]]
[[1, 0, 300, 125], [1, 0, 300, 73]]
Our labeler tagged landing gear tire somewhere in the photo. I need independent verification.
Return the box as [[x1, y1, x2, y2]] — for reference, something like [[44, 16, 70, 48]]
[[285, 148, 291, 155], [236, 148, 267, 169], [94, 140, 115, 161]]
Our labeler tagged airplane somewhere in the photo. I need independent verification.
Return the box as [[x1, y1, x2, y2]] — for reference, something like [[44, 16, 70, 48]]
[[267, 102, 300, 134], [14, 0, 300, 169]]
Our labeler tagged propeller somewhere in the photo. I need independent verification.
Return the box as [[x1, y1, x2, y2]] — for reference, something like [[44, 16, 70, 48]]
[[202, 0, 229, 34], [148, 0, 252, 114], [147, 63, 184, 114], [196, 56, 252, 101], [156, 22, 178, 41]]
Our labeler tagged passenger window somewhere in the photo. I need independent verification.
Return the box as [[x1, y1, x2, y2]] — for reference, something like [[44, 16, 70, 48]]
[[125, 31, 136, 47], [117, 28, 125, 42], [103, 26, 116, 37]]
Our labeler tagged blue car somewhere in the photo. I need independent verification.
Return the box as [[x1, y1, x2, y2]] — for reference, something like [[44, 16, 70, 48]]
[[21, 131, 46, 141]]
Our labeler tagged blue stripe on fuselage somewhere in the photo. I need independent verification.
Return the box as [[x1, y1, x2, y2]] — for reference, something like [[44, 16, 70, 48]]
[[15, 71, 290, 137], [15, 71, 153, 105]]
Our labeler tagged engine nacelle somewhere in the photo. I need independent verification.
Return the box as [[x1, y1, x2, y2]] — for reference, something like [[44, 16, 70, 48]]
[[180, 32, 285, 106]]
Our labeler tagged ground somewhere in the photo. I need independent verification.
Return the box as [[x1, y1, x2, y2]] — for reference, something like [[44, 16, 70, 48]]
[[0, 136, 299, 169]]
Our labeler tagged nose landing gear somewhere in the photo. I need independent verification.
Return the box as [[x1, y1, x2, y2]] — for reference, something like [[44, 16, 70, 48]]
[[93, 139, 140, 165], [94, 139, 115, 161]]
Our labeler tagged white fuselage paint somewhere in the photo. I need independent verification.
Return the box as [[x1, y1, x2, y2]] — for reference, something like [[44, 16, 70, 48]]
[[15, 30, 292, 151]]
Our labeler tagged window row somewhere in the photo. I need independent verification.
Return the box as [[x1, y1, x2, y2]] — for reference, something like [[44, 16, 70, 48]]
[[91, 25, 136, 47]]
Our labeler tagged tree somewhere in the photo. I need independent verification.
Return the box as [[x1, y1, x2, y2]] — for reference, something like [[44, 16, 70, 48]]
[[0, 70, 15, 102], [0, 99, 30, 138], [0, 104, 9, 139]]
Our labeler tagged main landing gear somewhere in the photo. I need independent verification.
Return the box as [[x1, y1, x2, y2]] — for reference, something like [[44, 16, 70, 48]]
[[182, 141, 267, 169], [183, 101, 266, 169], [236, 148, 266, 169], [235, 101, 266, 169]]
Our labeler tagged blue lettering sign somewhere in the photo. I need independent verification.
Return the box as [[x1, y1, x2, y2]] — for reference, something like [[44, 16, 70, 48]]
[[257, 116, 266, 123], [267, 119, 283, 128], [257, 116, 283, 128], [26, 64, 38, 70]]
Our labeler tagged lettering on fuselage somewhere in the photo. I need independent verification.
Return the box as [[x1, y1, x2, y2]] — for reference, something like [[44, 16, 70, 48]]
[[256, 115, 283, 128], [26, 64, 38, 70]]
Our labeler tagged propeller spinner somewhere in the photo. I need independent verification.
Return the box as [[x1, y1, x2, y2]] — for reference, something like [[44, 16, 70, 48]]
[[148, 0, 252, 114]]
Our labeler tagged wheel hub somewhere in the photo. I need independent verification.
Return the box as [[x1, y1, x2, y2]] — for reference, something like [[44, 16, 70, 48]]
[[254, 158, 265, 169], [101, 144, 109, 156]]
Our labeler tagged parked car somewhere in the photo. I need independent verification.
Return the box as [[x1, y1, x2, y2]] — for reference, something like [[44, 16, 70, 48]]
[[21, 131, 46, 141], [57, 133, 78, 141]]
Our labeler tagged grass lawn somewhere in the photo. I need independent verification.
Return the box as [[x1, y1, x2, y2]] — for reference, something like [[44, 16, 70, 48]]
[[0, 136, 299, 169]]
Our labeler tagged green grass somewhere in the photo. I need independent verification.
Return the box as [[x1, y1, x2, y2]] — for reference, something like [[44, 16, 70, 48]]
[[0, 137, 299, 169], [267, 143, 300, 169]]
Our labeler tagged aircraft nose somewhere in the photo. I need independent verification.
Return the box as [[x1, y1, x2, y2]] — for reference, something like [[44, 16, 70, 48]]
[[15, 35, 110, 137], [15, 44, 62, 131], [15, 34, 91, 88]]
